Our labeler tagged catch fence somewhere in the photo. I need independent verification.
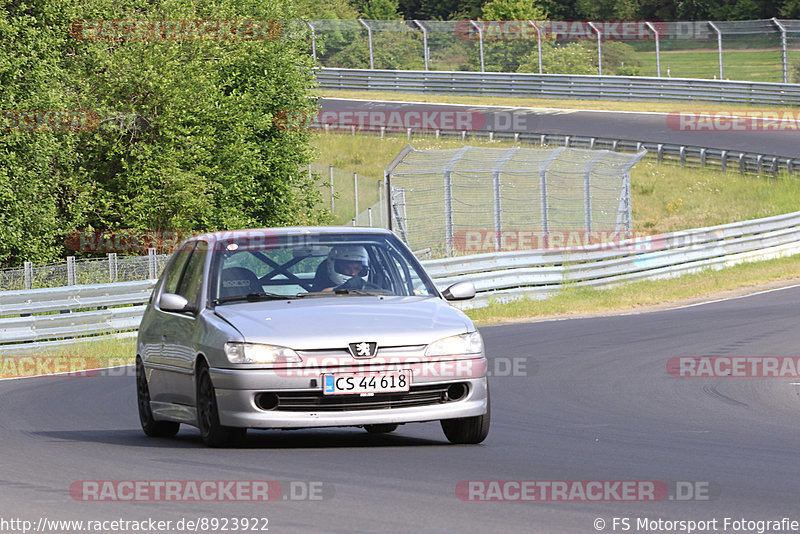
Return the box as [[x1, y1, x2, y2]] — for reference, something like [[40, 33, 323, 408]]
[[308, 18, 800, 83], [384, 145, 646, 257]]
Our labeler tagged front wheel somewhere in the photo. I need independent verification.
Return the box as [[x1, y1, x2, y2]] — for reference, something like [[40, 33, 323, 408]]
[[196, 363, 246, 447], [136, 357, 180, 438], [441, 388, 490, 444]]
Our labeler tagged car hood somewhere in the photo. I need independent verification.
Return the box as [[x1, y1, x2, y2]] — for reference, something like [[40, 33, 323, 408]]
[[213, 296, 473, 350]]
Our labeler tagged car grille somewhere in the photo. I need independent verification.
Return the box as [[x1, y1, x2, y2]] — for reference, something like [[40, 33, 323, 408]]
[[269, 383, 462, 412]]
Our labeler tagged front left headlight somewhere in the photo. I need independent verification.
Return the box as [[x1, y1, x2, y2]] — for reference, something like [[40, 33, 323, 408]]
[[425, 331, 484, 357], [224, 342, 302, 365]]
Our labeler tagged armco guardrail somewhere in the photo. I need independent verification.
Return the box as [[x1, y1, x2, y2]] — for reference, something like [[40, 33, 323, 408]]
[[0, 280, 156, 353], [426, 210, 800, 309], [2, 211, 800, 353], [317, 68, 800, 107], [323, 124, 800, 176]]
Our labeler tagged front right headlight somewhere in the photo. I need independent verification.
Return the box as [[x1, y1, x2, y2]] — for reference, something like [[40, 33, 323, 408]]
[[424, 331, 484, 357], [224, 342, 302, 365]]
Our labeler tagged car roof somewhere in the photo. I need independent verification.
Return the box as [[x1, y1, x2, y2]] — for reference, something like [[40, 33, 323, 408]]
[[191, 226, 394, 245]]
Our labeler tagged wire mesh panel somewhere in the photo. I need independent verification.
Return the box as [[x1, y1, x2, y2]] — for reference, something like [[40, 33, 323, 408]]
[[416, 20, 482, 71], [310, 18, 800, 82], [781, 20, 800, 83], [386, 145, 645, 257], [309, 19, 369, 69], [0, 254, 170, 291]]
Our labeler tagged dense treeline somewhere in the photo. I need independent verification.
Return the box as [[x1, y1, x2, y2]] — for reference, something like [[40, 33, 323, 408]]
[[298, 0, 800, 21], [0, 0, 322, 267]]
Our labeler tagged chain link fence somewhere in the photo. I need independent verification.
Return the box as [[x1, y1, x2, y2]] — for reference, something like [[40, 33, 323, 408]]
[[0, 252, 170, 291], [385, 145, 646, 258], [309, 18, 800, 83], [309, 163, 385, 226]]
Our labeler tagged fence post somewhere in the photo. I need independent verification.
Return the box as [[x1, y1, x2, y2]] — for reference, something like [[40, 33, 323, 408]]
[[492, 147, 520, 251], [644, 21, 661, 77], [358, 19, 375, 69], [368, 207, 373, 227], [108, 252, 118, 282], [773, 18, 788, 84], [588, 22, 603, 76], [527, 21, 542, 74], [67, 256, 76, 286], [469, 21, 485, 72], [378, 181, 385, 227], [413, 20, 429, 71], [24, 261, 32, 290], [353, 172, 359, 222], [708, 21, 723, 79], [307, 22, 317, 61], [443, 146, 471, 255], [148, 248, 157, 279], [329, 165, 335, 212], [538, 148, 567, 248], [584, 153, 607, 232]]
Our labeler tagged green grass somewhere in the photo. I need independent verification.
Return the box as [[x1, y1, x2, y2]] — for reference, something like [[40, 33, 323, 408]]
[[465, 253, 800, 325], [636, 49, 788, 82], [312, 132, 800, 236], [0, 337, 135, 378], [319, 87, 800, 114]]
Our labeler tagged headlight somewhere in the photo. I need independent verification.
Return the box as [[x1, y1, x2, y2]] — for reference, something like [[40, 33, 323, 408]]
[[224, 342, 302, 364], [425, 332, 484, 357]]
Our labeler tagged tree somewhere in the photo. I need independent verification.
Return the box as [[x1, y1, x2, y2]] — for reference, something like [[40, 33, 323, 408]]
[[518, 40, 641, 75], [781, 0, 800, 16], [481, 0, 548, 20], [397, 0, 483, 20], [574, 0, 641, 19], [478, 0, 547, 73], [0, 0, 325, 266]]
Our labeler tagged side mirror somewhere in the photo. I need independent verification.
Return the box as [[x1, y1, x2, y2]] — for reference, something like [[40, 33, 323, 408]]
[[159, 293, 195, 313], [442, 281, 476, 301]]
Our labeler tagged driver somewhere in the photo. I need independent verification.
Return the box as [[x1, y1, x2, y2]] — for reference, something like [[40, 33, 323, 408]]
[[311, 245, 370, 292]]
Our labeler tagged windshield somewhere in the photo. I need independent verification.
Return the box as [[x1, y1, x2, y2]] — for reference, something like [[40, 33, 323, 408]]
[[208, 232, 439, 304]]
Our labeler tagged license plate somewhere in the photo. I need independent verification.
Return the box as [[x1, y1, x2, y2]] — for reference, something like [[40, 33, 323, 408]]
[[323, 370, 410, 395]]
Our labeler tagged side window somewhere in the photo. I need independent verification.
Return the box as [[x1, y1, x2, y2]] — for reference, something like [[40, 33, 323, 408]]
[[176, 242, 209, 305], [163, 242, 196, 295]]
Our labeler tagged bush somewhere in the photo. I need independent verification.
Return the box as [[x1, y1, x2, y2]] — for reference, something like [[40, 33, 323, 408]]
[[518, 40, 641, 75], [0, 0, 325, 267]]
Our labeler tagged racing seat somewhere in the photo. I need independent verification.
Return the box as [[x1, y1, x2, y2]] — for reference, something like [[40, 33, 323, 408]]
[[220, 267, 262, 298]]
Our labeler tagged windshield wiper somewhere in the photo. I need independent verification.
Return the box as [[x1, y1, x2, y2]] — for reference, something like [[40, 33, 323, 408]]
[[213, 292, 294, 304], [297, 289, 389, 298]]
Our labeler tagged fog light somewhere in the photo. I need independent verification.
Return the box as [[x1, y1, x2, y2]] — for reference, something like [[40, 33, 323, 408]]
[[255, 392, 279, 410], [446, 383, 468, 401]]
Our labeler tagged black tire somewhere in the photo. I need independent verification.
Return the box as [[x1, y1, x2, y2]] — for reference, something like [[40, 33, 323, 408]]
[[441, 387, 490, 444], [364, 423, 398, 434], [196, 363, 246, 447], [136, 357, 180, 438]]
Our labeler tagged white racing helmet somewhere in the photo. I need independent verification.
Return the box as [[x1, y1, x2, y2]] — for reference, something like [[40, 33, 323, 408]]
[[327, 245, 369, 286]]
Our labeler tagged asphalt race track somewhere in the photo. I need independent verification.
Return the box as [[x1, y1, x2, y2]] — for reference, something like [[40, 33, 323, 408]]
[[320, 98, 800, 158], [3, 286, 800, 533]]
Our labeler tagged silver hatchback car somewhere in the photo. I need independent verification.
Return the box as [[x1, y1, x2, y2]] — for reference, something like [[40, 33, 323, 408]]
[[136, 227, 489, 447]]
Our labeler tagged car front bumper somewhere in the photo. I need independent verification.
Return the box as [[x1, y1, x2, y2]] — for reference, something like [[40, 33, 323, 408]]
[[210, 364, 488, 429]]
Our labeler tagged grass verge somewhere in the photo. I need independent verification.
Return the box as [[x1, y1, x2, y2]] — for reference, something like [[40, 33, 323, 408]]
[[465, 253, 800, 325], [312, 133, 800, 235], [0, 337, 135, 378], [317, 89, 797, 114]]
